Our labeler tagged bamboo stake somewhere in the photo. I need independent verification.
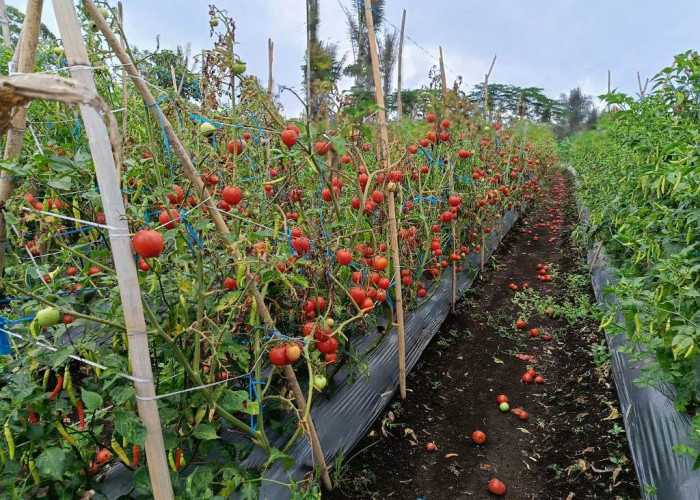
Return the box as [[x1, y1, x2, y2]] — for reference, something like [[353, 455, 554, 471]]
[[305, 0, 311, 119], [267, 38, 274, 102], [483, 54, 496, 120], [0, 0, 10, 47], [118, 2, 127, 140], [52, 1, 173, 498], [0, 0, 43, 280], [636, 71, 648, 98], [439, 46, 447, 103], [396, 9, 405, 122], [247, 275, 333, 491], [169, 65, 178, 93], [363, 0, 406, 400], [83, 0, 229, 237]]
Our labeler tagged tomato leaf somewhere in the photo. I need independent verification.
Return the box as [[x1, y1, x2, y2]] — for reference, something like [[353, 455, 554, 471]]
[[267, 447, 295, 471]]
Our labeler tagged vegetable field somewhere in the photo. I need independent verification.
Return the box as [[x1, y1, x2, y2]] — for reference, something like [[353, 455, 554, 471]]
[[0, 1, 697, 499]]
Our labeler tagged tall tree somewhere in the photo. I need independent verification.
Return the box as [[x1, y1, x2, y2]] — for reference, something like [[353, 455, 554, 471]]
[[343, 0, 395, 94], [302, 0, 346, 119]]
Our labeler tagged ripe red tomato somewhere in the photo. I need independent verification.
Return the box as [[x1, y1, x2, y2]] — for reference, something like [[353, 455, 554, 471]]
[[285, 124, 301, 135], [222, 186, 243, 206], [138, 258, 150, 272], [223, 277, 237, 291], [426, 113, 435, 123], [88, 266, 100, 276], [522, 372, 533, 383], [472, 430, 487, 444], [441, 119, 451, 128], [496, 394, 508, 404], [373, 256, 388, 271], [158, 209, 180, 229], [336, 249, 352, 265], [529, 328, 540, 338], [62, 314, 73, 325], [314, 141, 331, 155], [227, 139, 244, 155], [316, 337, 338, 354], [281, 129, 297, 147], [516, 319, 527, 329], [426, 441, 436, 451], [535, 375, 544, 384], [132, 229, 164, 258], [269, 346, 289, 366], [292, 237, 310, 254], [67, 266, 77, 276], [325, 353, 338, 364], [488, 478, 506, 495], [349, 287, 366, 305]]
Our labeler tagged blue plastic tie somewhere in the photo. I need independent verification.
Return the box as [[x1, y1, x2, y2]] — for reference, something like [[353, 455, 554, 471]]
[[146, 96, 174, 177]]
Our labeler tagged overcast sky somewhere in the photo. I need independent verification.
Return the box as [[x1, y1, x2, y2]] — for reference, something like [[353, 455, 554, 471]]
[[7, 1, 700, 117]]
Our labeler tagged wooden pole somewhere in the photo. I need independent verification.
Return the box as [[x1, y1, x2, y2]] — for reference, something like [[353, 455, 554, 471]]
[[396, 9, 405, 122], [82, 0, 230, 236], [305, 0, 311, 119], [0, 0, 10, 47], [363, 0, 407, 400], [247, 276, 333, 491], [636, 71, 647, 98], [439, 46, 448, 103], [267, 38, 274, 102], [0, 0, 43, 280], [483, 54, 496, 120], [118, 2, 127, 140], [52, 1, 173, 498]]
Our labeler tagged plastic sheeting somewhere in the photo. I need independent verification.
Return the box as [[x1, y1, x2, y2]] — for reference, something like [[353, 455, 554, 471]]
[[570, 166, 700, 500], [253, 206, 523, 499], [100, 206, 522, 499]]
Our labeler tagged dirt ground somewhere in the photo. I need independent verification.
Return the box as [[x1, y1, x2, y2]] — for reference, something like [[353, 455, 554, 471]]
[[324, 171, 639, 500]]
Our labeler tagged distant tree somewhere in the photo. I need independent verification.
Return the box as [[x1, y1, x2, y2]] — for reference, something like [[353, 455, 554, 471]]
[[302, 0, 346, 119], [552, 87, 598, 138], [3, 4, 56, 47], [343, 0, 396, 96], [468, 83, 563, 123]]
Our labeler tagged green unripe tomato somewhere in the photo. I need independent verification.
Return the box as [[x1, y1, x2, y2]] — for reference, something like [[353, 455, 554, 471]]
[[36, 307, 60, 327], [200, 122, 217, 135], [313, 374, 328, 391], [499, 402, 510, 412]]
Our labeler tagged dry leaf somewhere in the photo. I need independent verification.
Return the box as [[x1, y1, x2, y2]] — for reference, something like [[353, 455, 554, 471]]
[[480, 462, 494, 471], [522, 460, 531, 470], [493, 357, 504, 364], [515, 354, 536, 361], [565, 493, 575, 500], [612, 467, 621, 483], [603, 407, 620, 421], [517, 427, 531, 434]]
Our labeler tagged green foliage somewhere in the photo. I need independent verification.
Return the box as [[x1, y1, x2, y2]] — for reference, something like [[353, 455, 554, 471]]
[[568, 50, 700, 463]]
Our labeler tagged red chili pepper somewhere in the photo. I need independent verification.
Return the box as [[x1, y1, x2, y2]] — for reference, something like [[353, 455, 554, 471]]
[[132, 445, 140, 467], [48, 376, 63, 400], [174, 448, 182, 470], [26, 405, 38, 425], [76, 400, 85, 431]]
